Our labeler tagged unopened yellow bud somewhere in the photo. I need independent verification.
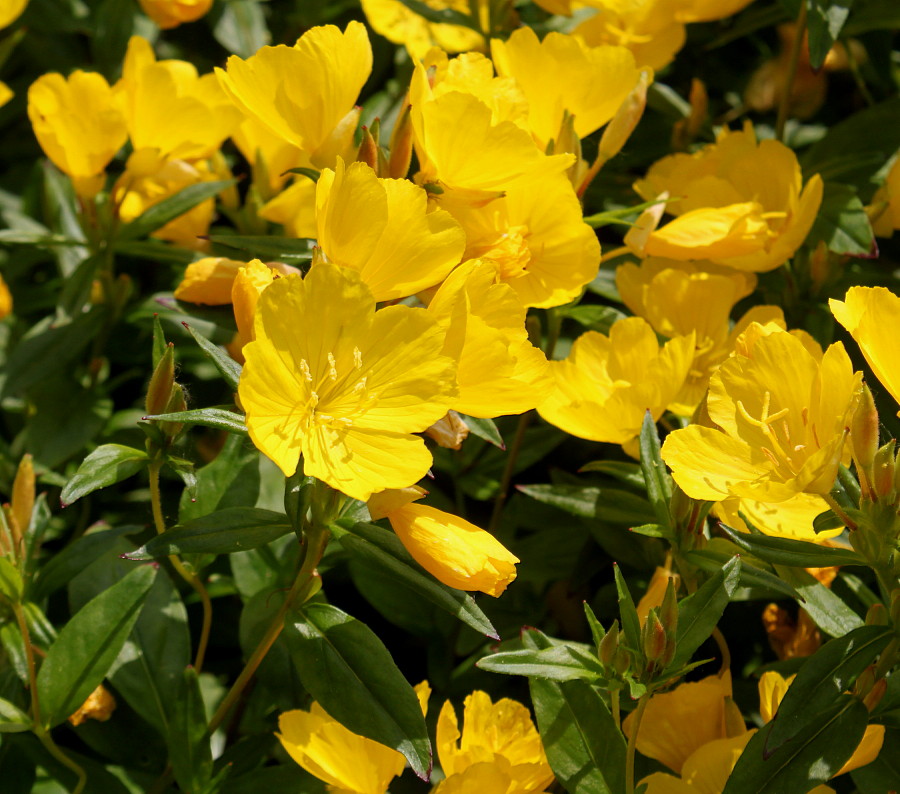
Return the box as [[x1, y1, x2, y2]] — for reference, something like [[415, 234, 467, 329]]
[[356, 126, 380, 173], [641, 609, 667, 664], [159, 383, 187, 440], [613, 647, 631, 676], [851, 383, 879, 496], [11, 454, 34, 541], [145, 343, 175, 416], [873, 440, 896, 500], [388, 103, 413, 179], [809, 240, 831, 291], [598, 69, 652, 163], [672, 78, 707, 151]]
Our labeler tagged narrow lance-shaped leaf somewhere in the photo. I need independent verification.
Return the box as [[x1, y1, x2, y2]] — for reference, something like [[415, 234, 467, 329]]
[[476, 644, 606, 682], [60, 444, 150, 506], [116, 180, 235, 241], [36, 565, 156, 728], [721, 523, 866, 567], [614, 563, 643, 661], [144, 407, 248, 435], [183, 322, 242, 391], [168, 667, 213, 794], [639, 410, 673, 532]]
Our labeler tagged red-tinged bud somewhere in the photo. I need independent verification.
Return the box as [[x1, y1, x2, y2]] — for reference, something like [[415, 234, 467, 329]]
[[854, 665, 876, 700], [659, 577, 678, 637], [388, 103, 414, 179], [873, 440, 895, 500], [809, 240, 831, 292], [159, 382, 186, 440], [598, 619, 619, 666], [863, 677, 887, 712], [641, 609, 667, 663], [613, 647, 631, 676], [866, 602, 888, 626], [357, 126, 379, 172], [851, 383, 879, 497], [672, 77, 707, 151], [145, 343, 175, 416]]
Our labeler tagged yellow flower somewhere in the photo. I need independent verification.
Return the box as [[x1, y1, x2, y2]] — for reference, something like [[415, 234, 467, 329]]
[[758, 671, 884, 777], [623, 672, 735, 774], [315, 159, 465, 302], [238, 263, 457, 501], [636, 565, 680, 625], [0, 81, 12, 108], [831, 286, 900, 412], [761, 603, 821, 659], [230, 260, 280, 359], [632, 123, 823, 272], [538, 317, 695, 446], [673, 0, 754, 23], [437, 691, 554, 792], [491, 26, 641, 151], [216, 22, 372, 168], [869, 157, 900, 238], [440, 167, 600, 309], [114, 150, 217, 248], [640, 733, 759, 794], [361, 0, 484, 58], [174, 257, 256, 305], [67, 684, 116, 727], [232, 115, 305, 199], [138, 0, 212, 28], [662, 324, 860, 503], [0, 0, 27, 28], [427, 260, 550, 417], [117, 36, 241, 163], [259, 178, 318, 239], [277, 682, 430, 794], [0, 272, 12, 319], [410, 66, 573, 204], [716, 492, 843, 542], [27, 70, 128, 198]]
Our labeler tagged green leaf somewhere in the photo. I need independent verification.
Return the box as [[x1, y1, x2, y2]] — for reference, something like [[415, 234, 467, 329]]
[[284, 602, 431, 778], [333, 520, 498, 639], [212, 0, 270, 57], [614, 564, 642, 659], [179, 433, 259, 522], [117, 180, 234, 241], [578, 461, 645, 487], [805, 182, 874, 256], [0, 698, 31, 733], [560, 305, 628, 334], [584, 603, 606, 649], [183, 322, 242, 391], [36, 565, 156, 728], [206, 234, 314, 265], [152, 314, 167, 368], [722, 697, 868, 794], [126, 507, 293, 559], [90, 0, 135, 78], [764, 625, 891, 753], [0, 559, 23, 601], [721, 523, 866, 567], [519, 484, 657, 525], [168, 667, 213, 794], [460, 414, 505, 448], [476, 644, 605, 681], [639, 411, 672, 532], [775, 565, 865, 637], [525, 630, 626, 794], [1, 310, 105, 397], [395, 0, 481, 31], [684, 550, 800, 599], [806, 0, 855, 69], [666, 556, 741, 672], [145, 407, 248, 435], [60, 444, 150, 506]]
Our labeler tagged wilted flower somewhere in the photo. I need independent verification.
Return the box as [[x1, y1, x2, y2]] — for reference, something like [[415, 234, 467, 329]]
[[315, 159, 465, 302], [436, 691, 554, 792], [216, 22, 372, 168], [662, 324, 860, 503], [138, 0, 212, 29], [68, 684, 116, 726], [28, 70, 128, 198], [631, 123, 823, 272], [361, 0, 484, 58], [538, 317, 695, 446], [238, 263, 457, 501]]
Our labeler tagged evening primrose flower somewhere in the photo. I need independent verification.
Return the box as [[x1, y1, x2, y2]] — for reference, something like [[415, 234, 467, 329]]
[[174, 257, 257, 305], [0, 272, 12, 319], [868, 157, 900, 238], [632, 123, 823, 272], [27, 70, 128, 198], [436, 691, 554, 792], [370, 487, 519, 596], [831, 286, 900, 411], [238, 264, 457, 501], [216, 22, 372, 168], [661, 324, 861, 503], [138, 0, 212, 28], [616, 258, 772, 412], [538, 317, 695, 446], [427, 260, 550, 417], [232, 114, 304, 199], [440, 171, 600, 308], [716, 492, 844, 542], [361, 0, 483, 58], [117, 36, 241, 163], [315, 159, 465, 301], [490, 26, 641, 151], [259, 178, 318, 239]]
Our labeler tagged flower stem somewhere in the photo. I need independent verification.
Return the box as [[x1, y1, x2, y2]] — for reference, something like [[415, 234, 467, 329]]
[[13, 601, 41, 726], [775, 0, 808, 142], [488, 410, 532, 534], [712, 627, 731, 676], [625, 693, 650, 794], [38, 730, 87, 794], [148, 462, 213, 673]]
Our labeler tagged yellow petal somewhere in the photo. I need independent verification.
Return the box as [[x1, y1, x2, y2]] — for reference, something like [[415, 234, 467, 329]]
[[175, 257, 249, 305], [138, 0, 213, 29]]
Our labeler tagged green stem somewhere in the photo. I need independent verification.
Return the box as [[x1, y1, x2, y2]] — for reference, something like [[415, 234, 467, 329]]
[[610, 689, 621, 731], [775, 0, 808, 142], [822, 492, 858, 532], [148, 462, 213, 673], [38, 731, 87, 794], [711, 627, 731, 676], [625, 693, 650, 794], [487, 411, 532, 534], [13, 601, 40, 726]]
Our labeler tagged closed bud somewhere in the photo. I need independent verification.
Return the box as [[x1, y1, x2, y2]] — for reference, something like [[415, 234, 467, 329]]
[[853, 665, 876, 700], [613, 647, 631, 676], [145, 343, 175, 416], [866, 602, 889, 626], [598, 69, 652, 163], [388, 103, 414, 179], [851, 383, 879, 496], [356, 126, 379, 172], [809, 240, 831, 292], [873, 440, 896, 500], [158, 382, 186, 440], [863, 677, 887, 712], [670, 486, 693, 525], [11, 454, 34, 543], [659, 578, 678, 636], [598, 620, 619, 666], [641, 609, 667, 663], [672, 77, 707, 151]]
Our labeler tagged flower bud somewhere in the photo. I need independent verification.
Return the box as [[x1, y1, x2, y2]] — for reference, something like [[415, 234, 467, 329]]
[[388, 103, 414, 180], [873, 440, 896, 500], [866, 602, 889, 626], [598, 619, 619, 666], [598, 69, 652, 163], [672, 78, 707, 151], [158, 382, 186, 440], [641, 609, 667, 664], [853, 665, 876, 700], [11, 454, 34, 543], [851, 383, 879, 496], [863, 677, 887, 712], [145, 343, 175, 416], [356, 126, 379, 172], [659, 577, 679, 637], [613, 647, 631, 677]]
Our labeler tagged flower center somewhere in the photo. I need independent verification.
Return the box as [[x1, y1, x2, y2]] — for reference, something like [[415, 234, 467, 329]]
[[472, 225, 532, 280]]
